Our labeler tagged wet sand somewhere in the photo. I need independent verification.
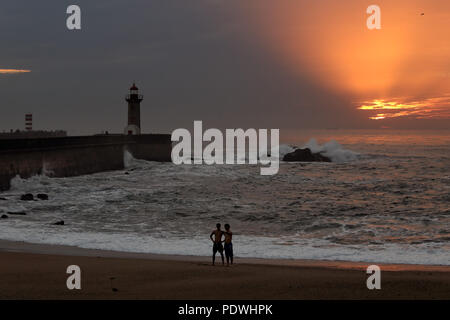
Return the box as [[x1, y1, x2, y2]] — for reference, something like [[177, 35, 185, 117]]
[[0, 240, 449, 299]]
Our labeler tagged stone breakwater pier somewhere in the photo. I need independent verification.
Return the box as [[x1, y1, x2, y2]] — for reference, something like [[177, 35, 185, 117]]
[[0, 134, 172, 191]]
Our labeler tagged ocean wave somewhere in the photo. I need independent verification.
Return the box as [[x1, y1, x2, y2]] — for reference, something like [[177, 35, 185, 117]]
[[0, 225, 448, 265], [1, 137, 448, 266], [302, 139, 360, 162]]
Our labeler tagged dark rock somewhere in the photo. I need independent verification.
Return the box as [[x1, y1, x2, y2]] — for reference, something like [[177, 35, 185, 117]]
[[37, 193, 49, 200], [124, 172, 130, 175], [282, 148, 331, 162], [0, 197, 7, 201], [53, 220, 64, 225], [20, 193, 34, 201], [1, 214, 8, 219], [8, 211, 26, 215]]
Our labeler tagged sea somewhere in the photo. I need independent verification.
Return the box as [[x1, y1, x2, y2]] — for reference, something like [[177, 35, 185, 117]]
[[0, 130, 449, 265]]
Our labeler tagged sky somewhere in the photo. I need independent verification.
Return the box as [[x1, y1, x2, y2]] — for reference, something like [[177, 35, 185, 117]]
[[1, 0, 449, 135]]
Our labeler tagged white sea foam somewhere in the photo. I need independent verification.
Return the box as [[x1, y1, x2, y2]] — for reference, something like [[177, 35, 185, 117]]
[[124, 149, 135, 168], [302, 139, 360, 162], [277, 144, 295, 158], [0, 135, 448, 266], [0, 225, 447, 265], [9, 174, 50, 191]]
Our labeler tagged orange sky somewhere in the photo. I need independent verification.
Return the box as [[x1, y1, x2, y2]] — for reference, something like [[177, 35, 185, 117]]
[[0, 69, 31, 74], [236, 0, 450, 121]]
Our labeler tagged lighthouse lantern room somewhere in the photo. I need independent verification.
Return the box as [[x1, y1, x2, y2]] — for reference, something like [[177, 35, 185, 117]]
[[124, 83, 143, 135]]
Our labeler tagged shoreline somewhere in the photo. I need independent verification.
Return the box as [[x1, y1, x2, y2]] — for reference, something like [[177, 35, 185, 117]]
[[1, 239, 449, 272], [1, 239, 449, 299]]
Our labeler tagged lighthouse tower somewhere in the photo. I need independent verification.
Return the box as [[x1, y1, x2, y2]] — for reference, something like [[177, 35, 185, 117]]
[[124, 83, 143, 135]]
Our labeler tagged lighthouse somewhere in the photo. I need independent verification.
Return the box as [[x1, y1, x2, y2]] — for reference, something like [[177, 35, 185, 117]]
[[124, 83, 143, 135]]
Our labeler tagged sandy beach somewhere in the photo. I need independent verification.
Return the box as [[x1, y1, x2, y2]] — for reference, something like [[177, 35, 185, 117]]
[[0, 240, 449, 300]]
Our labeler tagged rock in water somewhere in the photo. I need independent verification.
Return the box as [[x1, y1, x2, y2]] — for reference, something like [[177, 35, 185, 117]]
[[20, 193, 34, 201], [1, 214, 8, 219], [53, 220, 64, 225], [282, 148, 331, 162], [37, 194, 49, 200]]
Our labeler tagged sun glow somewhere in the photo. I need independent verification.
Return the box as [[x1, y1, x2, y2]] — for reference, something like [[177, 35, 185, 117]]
[[236, 0, 450, 122], [0, 69, 31, 74], [358, 95, 450, 120]]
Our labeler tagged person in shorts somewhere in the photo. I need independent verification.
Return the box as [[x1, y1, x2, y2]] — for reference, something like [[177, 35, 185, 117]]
[[223, 224, 233, 266], [209, 223, 224, 266]]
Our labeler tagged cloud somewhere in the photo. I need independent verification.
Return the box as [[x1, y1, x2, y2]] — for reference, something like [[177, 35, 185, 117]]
[[0, 69, 31, 74], [357, 94, 450, 120]]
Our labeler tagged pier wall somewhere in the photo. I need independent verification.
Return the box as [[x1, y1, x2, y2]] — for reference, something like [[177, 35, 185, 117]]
[[0, 134, 172, 191]]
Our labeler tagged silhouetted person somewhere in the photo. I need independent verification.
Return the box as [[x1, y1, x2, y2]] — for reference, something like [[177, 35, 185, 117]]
[[210, 223, 224, 266], [224, 224, 233, 266]]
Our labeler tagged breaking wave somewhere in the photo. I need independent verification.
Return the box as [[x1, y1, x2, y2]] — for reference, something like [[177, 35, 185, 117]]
[[277, 139, 359, 162], [1, 132, 448, 266], [302, 139, 360, 162]]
